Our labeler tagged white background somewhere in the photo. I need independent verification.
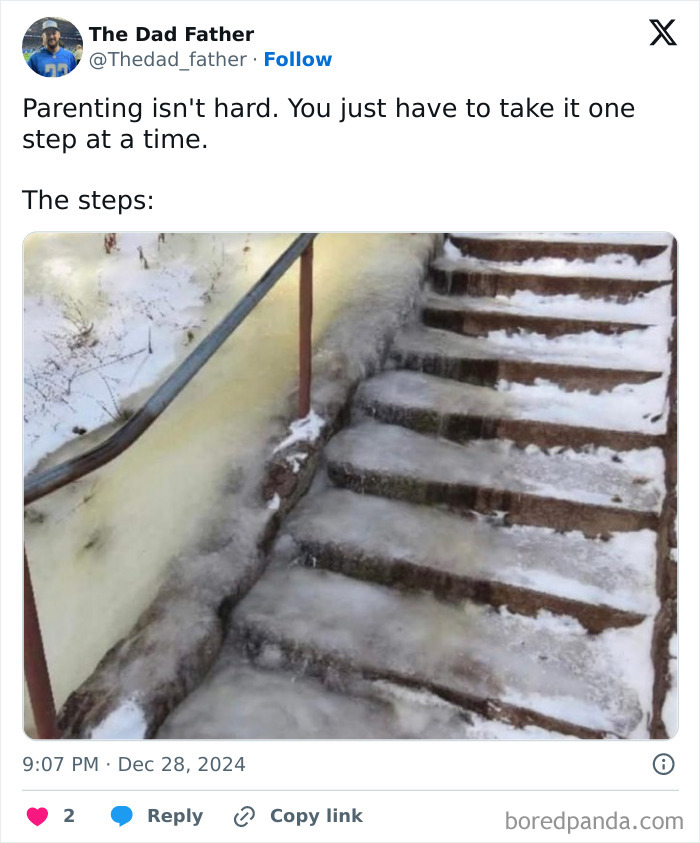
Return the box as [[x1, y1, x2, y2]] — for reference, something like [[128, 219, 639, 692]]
[[1, 1, 698, 841]]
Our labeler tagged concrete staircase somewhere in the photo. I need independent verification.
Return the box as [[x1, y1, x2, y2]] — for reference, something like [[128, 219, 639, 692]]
[[159, 234, 676, 740]]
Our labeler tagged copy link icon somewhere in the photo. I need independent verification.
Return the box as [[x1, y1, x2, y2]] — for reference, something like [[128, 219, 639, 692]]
[[234, 806, 255, 827]]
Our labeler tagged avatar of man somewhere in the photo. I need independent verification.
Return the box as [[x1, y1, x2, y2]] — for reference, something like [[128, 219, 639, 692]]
[[27, 20, 77, 77]]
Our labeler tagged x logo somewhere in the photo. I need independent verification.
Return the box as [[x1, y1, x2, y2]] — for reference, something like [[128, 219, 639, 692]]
[[650, 19, 677, 46]]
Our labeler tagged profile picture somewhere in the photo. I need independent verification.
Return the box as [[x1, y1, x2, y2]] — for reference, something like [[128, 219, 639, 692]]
[[23, 17, 82, 77]]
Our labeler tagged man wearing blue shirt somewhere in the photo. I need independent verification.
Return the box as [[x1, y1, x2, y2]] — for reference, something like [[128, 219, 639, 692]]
[[28, 20, 77, 77]]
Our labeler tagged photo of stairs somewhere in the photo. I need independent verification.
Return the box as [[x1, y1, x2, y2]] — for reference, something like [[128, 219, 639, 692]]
[[160, 233, 676, 741]]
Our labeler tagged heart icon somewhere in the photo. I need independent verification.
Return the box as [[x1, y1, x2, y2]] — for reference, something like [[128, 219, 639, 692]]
[[27, 808, 48, 826]]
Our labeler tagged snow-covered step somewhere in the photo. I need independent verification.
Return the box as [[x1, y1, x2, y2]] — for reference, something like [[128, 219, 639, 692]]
[[158, 650, 572, 739], [391, 326, 665, 391], [451, 232, 673, 245], [423, 295, 651, 338], [232, 565, 652, 738], [326, 422, 664, 534], [355, 370, 666, 450], [431, 266, 671, 300], [447, 234, 671, 264], [158, 651, 473, 739], [284, 489, 658, 632], [425, 287, 672, 326]]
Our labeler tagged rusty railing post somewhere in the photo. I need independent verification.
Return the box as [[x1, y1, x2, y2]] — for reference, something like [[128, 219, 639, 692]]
[[24, 549, 59, 739], [298, 241, 313, 418]]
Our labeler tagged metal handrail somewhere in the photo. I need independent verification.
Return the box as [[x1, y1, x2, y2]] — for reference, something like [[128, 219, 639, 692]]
[[24, 233, 317, 737]]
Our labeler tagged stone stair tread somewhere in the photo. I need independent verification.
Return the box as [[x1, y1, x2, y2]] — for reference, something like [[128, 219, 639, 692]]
[[393, 325, 666, 374], [449, 232, 673, 247], [356, 370, 667, 435], [158, 650, 571, 739], [284, 489, 658, 616], [423, 291, 669, 329], [430, 270, 669, 302], [233, 565, 652, 737], [441, 237, 672, 273], [326, 421, 664, 515], [432, 260, 670, 285]]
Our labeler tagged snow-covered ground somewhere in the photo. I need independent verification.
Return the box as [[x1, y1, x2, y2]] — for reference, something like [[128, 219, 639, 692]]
[[23, 233, 436, 726], [24, 234, 218, 471]]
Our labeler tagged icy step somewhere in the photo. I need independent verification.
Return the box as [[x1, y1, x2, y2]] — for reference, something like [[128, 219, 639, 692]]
[[446, 234, 671, 264], [158, 650, 571, 739], [157, 651, 471, 739], [326, 421, 664, 533], [284, 489, 658, 631], [449, 232, 674, 246], [433, 238, 673, 299], [426, 287, 672, 326], [431, 267, 670, 301], [391, 326, 665, 391], [423, 295, 652, 338], [233, 565, 652, 738], [355, 370, 666, 450]]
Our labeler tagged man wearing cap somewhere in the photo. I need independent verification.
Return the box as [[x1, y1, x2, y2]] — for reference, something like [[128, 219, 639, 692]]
[[28, 20, 77, 77]]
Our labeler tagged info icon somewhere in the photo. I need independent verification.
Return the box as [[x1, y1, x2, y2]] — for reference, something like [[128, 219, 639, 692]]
[[652, 754, 675, 775]]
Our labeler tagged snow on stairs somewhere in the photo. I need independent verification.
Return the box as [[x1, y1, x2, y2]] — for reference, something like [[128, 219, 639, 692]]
[[355, 370, 664, 451], [447, 234, 668, 264], [283, 489, 658, 634], [169, 234, 674, 740], [422, 295, 651, 337], [325, 421, 662, 535], [391, 325, 665, 391], [233, 565, 648, 739], [433, 235, 671, 300]]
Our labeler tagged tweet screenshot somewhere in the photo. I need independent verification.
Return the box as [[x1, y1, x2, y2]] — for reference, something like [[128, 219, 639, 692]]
[[1, 0, 698, 840]]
